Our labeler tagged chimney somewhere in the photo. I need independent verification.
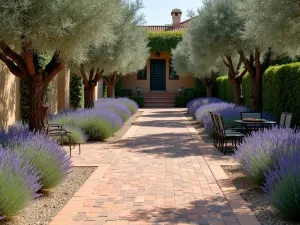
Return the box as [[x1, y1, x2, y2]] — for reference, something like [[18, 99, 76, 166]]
[[171, 8, 182, 29]]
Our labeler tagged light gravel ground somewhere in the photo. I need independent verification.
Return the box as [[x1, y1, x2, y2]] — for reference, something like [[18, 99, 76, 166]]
[[3, 167, 96, 225], [223, 165, 300, 225]]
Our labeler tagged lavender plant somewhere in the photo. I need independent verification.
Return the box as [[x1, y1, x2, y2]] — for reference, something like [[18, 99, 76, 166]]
[[0, 148, 41, 218], [116, 98, 139, 114], [9, 133, 72, 189], [97, 103, 131, 122], [77, 109, 123, 141], [187, 98, 223, 117], [195, 102, 234, 123], [235, 127, 300, 185], [61, 125, 87, 144], [263, 152, 300, 220]]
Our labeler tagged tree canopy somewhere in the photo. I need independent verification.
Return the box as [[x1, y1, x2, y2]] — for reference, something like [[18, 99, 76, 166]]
[[0, 0, 124, 130], [240, 0, 300, 57]]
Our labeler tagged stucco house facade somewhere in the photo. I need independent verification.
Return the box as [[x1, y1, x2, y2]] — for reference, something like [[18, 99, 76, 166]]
[[121, 9, 195, 106]]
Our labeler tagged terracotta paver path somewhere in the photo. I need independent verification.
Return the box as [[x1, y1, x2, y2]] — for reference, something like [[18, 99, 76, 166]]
[[50, 109, 259, 225]]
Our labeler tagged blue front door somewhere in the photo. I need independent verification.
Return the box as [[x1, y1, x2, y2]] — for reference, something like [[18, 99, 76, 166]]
[[150, 59, 166, 91]]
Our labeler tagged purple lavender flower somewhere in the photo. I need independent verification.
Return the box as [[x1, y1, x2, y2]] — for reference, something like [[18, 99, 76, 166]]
[[77, 109, 123, 141], [0, 147, 41, 218], [10, 133, 72, 189], [0, 122, 30, 147], [235, 127, 300, 185], [116, 98, 139, 114], [187, 98, 223, 117], [195, 102, 238, 123], [263, 151, 300, 219], [96, 103, 131, 122]]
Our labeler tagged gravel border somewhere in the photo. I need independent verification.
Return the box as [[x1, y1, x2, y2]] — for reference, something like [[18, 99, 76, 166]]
[[222, 165, 299, 225], [3, 167, 97, 225]]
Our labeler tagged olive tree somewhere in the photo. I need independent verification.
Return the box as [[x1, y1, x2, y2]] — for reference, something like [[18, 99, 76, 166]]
[[240, 0, 300, 57], [175, 0, 273, 111], [79, 0, 149, 106], [172, 32, 219, 97], [0, 0, 122, 131], [186, 0, 247, 104]]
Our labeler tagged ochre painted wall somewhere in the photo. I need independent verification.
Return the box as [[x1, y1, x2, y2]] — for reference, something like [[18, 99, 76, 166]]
[[0, 62, 71, 129], [121, 51, 195, 94], [57, 67, 70, 111], [0, 62, 21, 129]]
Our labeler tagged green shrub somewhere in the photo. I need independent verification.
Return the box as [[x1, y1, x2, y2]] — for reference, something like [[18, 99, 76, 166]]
[[242, 74, 251, 109], [195, 78, 206, 97], [70, 74, 83, 108], [215, 76, 235, 103], [263, 63, 300, 124], [129, 96, 144, 108], [184, 88, 195, 98], [148, 31, 184, 52], [119, 89, 133, 97], [174, 96, 193, 107], [114, 79, 122, 97]]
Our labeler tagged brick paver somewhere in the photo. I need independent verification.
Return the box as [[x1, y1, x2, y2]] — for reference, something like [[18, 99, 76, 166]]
[[50, 109, 259, 225]]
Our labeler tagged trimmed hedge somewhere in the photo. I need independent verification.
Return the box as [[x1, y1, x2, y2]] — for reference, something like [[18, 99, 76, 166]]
[[184, 88, 195, 98], [215, 63, 300, 125], [242, 74, 251, 109], [70, 74, 83, 108], [129, 96, 144, 108], [195, 78, 206, 97], [148, 31, 184, 52], [263, 63, 300, 124], [215, 76, 234, 103], [174, 96, 193, 108], [118, 89, 133, 97]]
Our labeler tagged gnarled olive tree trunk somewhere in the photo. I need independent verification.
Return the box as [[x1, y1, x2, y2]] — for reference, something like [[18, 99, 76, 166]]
[[80, 66, 104, 108], [0, 41, 64, 132], [223, 55, 247, 105], [102, 72, 120, 98], [201, 71, 217, 98], [239, 49, 272, 112]]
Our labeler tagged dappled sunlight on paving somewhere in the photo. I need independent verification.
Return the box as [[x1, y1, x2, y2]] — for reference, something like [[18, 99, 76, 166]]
[[50, 109, 259, 225]]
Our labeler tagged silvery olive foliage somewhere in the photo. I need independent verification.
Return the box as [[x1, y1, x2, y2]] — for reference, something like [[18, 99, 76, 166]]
[[240, 0, 300, 56], [0, 0, 123, 64], [82, 0, 149, 77]]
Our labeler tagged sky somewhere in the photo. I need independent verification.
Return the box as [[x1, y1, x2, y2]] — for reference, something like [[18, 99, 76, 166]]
[[141, 0, 203, 25]]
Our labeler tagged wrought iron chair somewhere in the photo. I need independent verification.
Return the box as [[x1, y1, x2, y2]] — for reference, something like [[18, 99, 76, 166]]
[[279, 112, 287, 127], [284, 113, 293, 128], [215, 113, 244, 155], [47, 123, 81, 157]]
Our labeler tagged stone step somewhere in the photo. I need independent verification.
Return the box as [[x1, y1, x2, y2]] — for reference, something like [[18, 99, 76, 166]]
[[144, 102, 174, 108], [144, 99, 175, 103]]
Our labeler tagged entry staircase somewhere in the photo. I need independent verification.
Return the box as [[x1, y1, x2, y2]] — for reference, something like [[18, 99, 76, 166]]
[[141, 92, 178, 108]]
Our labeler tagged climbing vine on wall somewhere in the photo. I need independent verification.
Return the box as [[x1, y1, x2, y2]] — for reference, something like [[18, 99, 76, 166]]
[[148, 31, 184, 52]]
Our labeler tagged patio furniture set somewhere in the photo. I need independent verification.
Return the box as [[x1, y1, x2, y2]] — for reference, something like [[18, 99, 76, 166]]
[[209, 111, 293, 155]]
